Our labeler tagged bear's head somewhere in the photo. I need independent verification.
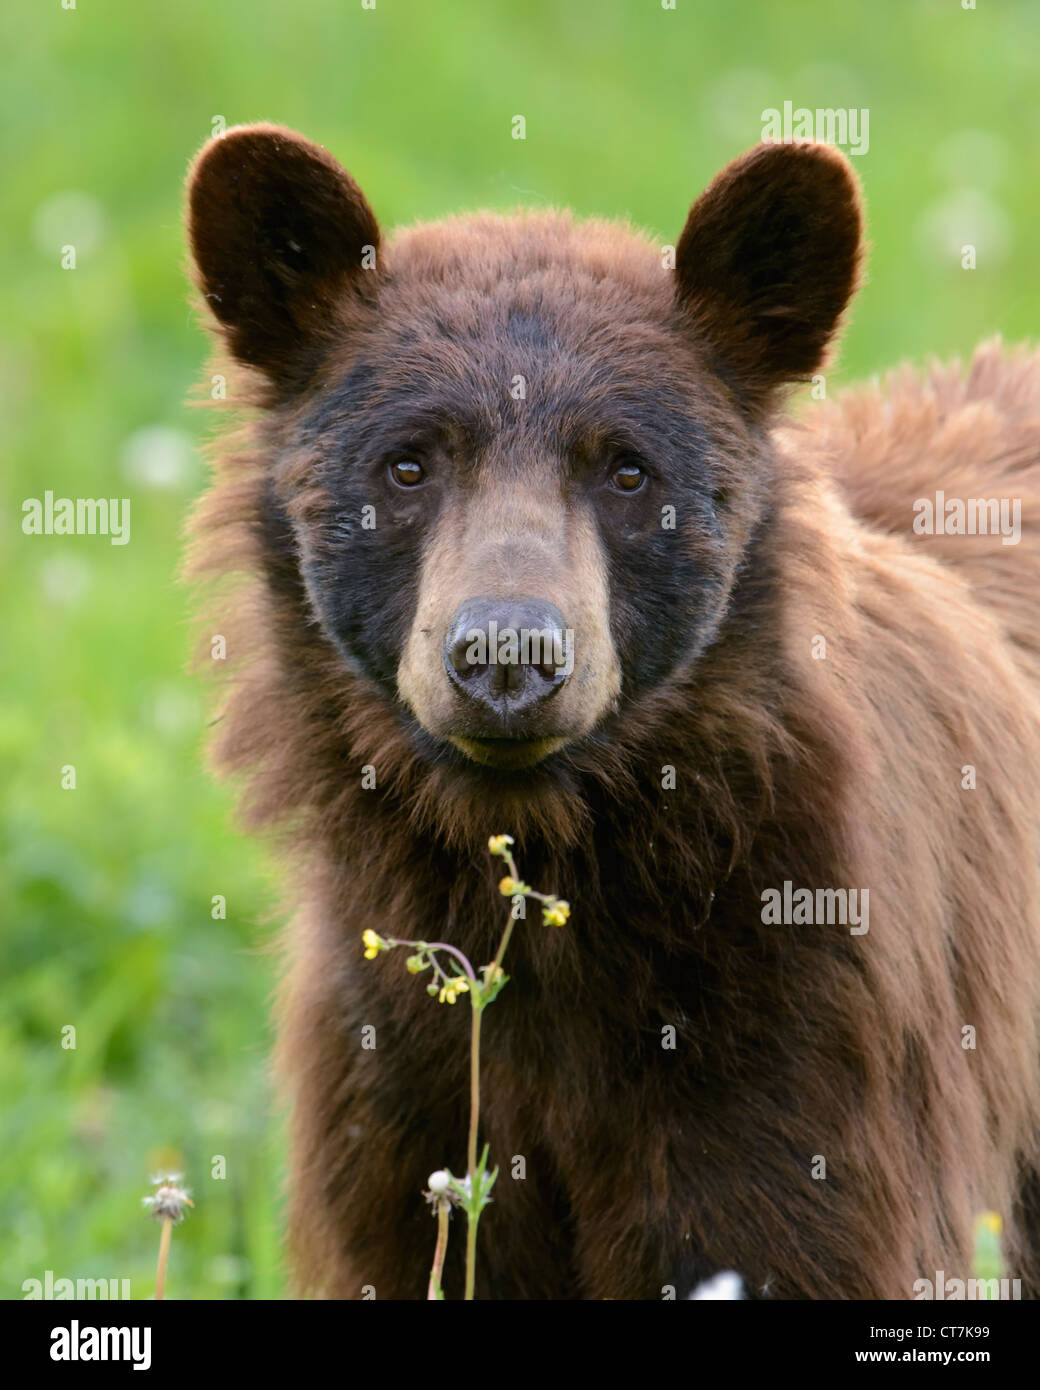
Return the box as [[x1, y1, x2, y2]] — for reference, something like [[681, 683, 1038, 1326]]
[[187, 126, 860, 774]]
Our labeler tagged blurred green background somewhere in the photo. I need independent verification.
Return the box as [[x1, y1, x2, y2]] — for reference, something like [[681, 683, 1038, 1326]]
[[2, 0, 1036, 1299]]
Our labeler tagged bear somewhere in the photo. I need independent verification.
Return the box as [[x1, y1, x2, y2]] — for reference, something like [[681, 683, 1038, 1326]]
[[184, 124, 1040, 1300]]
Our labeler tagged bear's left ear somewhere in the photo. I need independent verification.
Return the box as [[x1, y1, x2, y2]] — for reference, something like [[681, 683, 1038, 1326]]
[[187, 123, 381, 387], [675, 142, 862, 411]]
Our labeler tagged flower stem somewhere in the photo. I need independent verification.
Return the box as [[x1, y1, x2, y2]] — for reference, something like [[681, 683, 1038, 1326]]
[[465, 1208, 478, 1301], [154, 1216, 173, 1301], [467, 1006, 482, 1180], [464, 1003, 482, 1301], [387, 937, 477, 982], [486, 916, 517, 984], [427, 1199, 451, 1300]]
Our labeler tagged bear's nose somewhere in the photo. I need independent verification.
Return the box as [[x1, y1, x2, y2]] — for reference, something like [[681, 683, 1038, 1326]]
[[443, 596, 572, 722]]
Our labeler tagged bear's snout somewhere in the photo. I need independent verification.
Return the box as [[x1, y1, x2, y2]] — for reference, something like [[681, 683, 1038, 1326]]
[[443, 595, 572, 730]]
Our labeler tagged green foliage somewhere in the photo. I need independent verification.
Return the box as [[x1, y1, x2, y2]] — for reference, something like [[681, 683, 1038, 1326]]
[[2, 0, 1036, 1299]]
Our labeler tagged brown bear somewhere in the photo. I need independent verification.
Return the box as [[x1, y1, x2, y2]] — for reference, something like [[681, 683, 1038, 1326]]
[[184, 124, 1040, 1299]]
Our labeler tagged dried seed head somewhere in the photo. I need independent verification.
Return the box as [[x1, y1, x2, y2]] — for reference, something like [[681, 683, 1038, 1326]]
[[142, 1174, 194, 1224]]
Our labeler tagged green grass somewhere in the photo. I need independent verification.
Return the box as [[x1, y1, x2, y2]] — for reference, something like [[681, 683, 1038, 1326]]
[[2, 0, 1037, 1299]]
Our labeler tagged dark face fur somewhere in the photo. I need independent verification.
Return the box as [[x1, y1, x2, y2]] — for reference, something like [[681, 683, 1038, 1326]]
[[187, 126, 860, 773]]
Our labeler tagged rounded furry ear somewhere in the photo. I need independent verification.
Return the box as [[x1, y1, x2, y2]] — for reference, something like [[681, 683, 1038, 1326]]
[[186, 124, 380, 384], [675, 142, 862, 410]]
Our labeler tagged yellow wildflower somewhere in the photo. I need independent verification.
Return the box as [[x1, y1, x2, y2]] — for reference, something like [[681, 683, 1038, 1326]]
[[362, 928, 386, 959], [437, 977, 470, 1004]]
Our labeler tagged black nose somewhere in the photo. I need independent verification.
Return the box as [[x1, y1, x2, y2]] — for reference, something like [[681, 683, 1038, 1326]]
[[443, 596, 572, 724]]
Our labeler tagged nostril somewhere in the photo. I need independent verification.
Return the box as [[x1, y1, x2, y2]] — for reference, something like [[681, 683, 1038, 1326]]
[[447, 628, 483, 677]]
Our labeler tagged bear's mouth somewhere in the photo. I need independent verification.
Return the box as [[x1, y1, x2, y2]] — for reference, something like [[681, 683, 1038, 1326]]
[[448, 734, 569, 770]]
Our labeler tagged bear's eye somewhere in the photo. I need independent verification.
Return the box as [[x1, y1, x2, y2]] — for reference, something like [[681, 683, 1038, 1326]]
[[609, 460, 647, 493], [389, 459, 426, 488]]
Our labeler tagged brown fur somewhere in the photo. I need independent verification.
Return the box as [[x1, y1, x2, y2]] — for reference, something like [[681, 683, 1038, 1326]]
[[184, 126, 1040, 1298]]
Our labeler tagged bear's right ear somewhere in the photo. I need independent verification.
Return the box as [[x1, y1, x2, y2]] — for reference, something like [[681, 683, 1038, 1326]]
[[186, 124, 380, 385], [674, 142, 862, 412]]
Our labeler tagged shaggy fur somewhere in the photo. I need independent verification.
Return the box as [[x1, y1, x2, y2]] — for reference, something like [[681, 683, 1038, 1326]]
[[184, 125, 1040, 1299]]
